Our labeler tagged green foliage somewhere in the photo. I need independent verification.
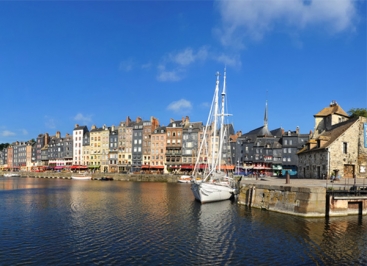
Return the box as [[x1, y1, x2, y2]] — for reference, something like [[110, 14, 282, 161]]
[[348, 108, 367, 118], [0, 143, 10, 151]]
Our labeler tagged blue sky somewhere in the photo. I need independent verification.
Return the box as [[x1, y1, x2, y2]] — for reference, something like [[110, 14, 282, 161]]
[[0, 0, 365, 143]]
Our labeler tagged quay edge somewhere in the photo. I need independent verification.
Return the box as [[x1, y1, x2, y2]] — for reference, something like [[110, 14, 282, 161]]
[[0, 171, 180, 183], [238, 183, 326, 217], [238, 182, 367, 218]]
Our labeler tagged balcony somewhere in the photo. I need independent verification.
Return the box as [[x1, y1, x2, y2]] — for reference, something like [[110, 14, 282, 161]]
[[165, 151, 182, 156]]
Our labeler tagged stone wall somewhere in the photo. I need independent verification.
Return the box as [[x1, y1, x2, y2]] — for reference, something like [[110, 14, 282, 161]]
[[0, 171, 179, 183], [358, 117, 367, 178], [238, 184, 326, 217], [328, 119, 360, 178]]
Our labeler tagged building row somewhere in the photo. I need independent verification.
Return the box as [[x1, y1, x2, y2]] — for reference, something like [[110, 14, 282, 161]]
[[1, 101, 366, 179]]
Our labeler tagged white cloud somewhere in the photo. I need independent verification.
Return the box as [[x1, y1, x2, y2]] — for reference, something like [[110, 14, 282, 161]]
[[167, 99, 192, 113], [74, 113, 92, 124], [157, 69, 183, 82], [119, 58, 135, 72], [141, 62, 152, 69], [1, 130, 16, 137], [200, 102, 210, 109], [44, 116, 56, 129], [215, 53, 242, 68], [157, 46, 209, 82], [216, 0, 357, 47], [21, 129, 28, 135]]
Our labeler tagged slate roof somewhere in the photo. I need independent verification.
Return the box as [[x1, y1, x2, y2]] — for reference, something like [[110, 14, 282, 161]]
[[314, 102, 349, 118], [298, 116, 358, 154], [74, 125, 88, 131]]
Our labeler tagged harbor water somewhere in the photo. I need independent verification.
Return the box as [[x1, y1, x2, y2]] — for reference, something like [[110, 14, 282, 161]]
[[1, 176, 367, 265]]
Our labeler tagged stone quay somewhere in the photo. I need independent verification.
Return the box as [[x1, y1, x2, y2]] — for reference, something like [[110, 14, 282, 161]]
[[238, 177, 367, 218], [0, 171, 179, 183]]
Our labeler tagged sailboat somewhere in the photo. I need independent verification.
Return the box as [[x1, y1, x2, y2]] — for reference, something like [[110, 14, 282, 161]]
[[191, 69, 240, 203]]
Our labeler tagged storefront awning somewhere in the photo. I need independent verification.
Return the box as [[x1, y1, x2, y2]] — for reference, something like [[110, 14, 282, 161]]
[[88, 165, 100, 169], [218, 165, 234, 170], [181, 165, 194, 170], [150, 166, 164, 169], [71, 165, 88, 170]]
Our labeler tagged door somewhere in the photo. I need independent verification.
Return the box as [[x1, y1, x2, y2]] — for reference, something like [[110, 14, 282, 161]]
[[343, 164, 355, 178]]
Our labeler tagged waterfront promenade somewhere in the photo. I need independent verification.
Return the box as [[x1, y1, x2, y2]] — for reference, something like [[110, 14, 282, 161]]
[[240, 176, 367, 189]]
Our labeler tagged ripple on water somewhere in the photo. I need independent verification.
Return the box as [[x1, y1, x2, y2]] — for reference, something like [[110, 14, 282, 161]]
[[1, 179, 367, 265]]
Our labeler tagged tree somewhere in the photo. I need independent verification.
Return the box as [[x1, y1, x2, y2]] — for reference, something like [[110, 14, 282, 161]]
[[0, 143, 10, 151], [348, 108, 367, 118]]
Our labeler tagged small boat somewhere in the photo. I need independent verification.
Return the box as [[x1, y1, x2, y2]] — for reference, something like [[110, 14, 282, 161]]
[[178, 175, 192, 183], [71, 173, 92, 180], [3, 172, 21, 177], [100, 177, 113, 181]]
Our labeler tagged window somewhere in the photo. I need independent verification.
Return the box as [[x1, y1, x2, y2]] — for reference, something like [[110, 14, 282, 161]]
[[343, 142, 348, 154]]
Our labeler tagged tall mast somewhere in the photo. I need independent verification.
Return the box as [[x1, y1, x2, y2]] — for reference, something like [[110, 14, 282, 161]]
[[211, 72, 220, 172], [264, 91, 268, 129], [218, 68, 226, 172]]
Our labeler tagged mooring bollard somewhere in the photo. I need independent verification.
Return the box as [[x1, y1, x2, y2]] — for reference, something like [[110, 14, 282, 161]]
[[286, 171, 290, 184]]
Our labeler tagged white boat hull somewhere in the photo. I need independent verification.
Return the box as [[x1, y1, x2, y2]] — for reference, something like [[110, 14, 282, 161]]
[[71, 175, 92, 180], [191, 182, 235, 203], [3, 173, 21, 177], [178, 175, 192, 183]]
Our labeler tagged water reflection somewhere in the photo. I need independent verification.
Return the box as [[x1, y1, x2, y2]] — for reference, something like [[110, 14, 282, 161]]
[[0, 178, 367, 265]]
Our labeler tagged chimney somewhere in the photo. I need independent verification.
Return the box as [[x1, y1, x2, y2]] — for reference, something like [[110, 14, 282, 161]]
[[111, 125, 115, 131], [91, 125, 96, 130], [74, 124, 79, 129], [170, 118, 174, 123], [126, 116, 131, 126], [136, 117, 142, 123], [296, 126, 299, 134], [44, 133, 50, 144], [56, 131, 61, 138]]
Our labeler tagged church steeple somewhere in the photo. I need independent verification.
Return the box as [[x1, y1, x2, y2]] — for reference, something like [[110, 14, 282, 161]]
[[264, 99, 268, 129]]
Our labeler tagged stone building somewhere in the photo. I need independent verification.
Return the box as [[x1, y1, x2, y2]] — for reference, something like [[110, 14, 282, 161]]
[[181, 120, 202, 173], [151, 126, 166, 173], [73, 125, 89, 165], [298, 101, 367, 179], [165, 118, 185, 172]]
